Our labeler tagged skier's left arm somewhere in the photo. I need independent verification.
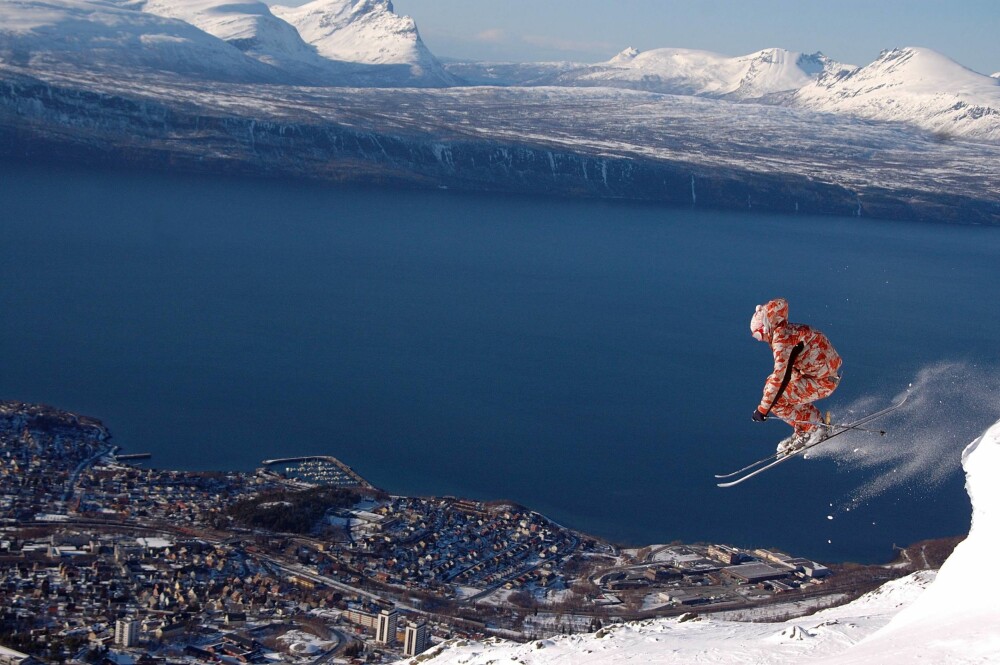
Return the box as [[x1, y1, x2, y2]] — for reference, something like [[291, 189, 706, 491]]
[[757, 337, 796, 415]]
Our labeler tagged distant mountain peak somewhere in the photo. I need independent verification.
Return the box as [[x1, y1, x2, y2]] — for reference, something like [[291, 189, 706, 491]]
[[795, 45, 1000, 141], [610, 46, 640, 64], [551, 46, 851, 100], [271, 0, 454, 85], [869, 46, 973, 77]]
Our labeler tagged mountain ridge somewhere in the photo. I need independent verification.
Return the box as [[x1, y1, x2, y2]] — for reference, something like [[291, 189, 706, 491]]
[[2, 0, 999, 223], [537, 46, 855, 101], [270, 0, 455, 86], [3, 1, 998, 138], [796, 46, 1000, 141]]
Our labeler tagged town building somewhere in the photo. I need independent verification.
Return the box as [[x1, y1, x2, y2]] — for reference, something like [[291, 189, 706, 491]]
[[376, 609, 398, 645], [722, 562, 791, 585], [115, 619, 139, 648], [0, 646, 37, 665], [404, 621, 429, 657]]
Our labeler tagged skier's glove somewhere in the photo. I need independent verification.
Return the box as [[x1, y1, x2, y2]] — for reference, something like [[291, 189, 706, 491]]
[[751, 408, 768, 422]]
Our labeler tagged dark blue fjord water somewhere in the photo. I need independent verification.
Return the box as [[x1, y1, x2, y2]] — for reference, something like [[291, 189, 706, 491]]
[[2, 160, 999, 563]]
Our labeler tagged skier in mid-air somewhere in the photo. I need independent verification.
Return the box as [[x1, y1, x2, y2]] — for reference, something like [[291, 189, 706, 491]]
[[750, 298, 842, 454]]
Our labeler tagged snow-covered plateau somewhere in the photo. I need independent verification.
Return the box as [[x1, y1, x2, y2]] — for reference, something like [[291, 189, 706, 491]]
[[1, 0, 999, 223], [396, 420, 1000, 665]]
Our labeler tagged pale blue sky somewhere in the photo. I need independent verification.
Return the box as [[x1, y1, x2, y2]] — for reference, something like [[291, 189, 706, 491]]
[[388, 0, 999, 74]]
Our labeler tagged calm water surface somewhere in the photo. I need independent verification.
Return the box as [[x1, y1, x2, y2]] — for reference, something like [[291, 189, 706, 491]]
[[2, 160, 998, 563]]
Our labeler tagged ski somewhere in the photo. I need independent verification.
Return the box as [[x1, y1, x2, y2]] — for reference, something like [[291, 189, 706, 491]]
[[716, 392, 910, 488], [713, 410, 886, 479]]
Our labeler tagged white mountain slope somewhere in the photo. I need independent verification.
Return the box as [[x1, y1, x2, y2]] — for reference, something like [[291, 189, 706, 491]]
[[0, 0, 284, 81], [796, 47, 1000, 141], [135, 0, 332, 81], [397, 419, 1000, 665], [271, 0, 454, 86], [544, 46, 853, 100], [0, 0, 454, 86]]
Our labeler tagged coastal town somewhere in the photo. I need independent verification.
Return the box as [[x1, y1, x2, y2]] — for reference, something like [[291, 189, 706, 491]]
[[0, 400, 910, 665]]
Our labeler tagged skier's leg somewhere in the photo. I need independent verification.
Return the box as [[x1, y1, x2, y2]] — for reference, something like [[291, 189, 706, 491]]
[[771, 374, 837, 434]]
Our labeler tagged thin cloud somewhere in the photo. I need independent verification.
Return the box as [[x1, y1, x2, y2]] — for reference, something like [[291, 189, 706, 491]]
[[474, 28, 508, 44], [521, 33, 616, 57]]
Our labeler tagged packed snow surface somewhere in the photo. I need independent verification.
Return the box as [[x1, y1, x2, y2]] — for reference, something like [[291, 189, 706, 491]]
[[398, 419, 1000, 664]]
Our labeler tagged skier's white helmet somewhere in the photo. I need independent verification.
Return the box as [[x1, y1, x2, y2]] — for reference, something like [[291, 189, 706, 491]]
[[750, 304, 768, 342], [751, 298, 788, 342]]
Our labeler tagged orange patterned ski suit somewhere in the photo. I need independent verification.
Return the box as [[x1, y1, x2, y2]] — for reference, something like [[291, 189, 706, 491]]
[[751, 298, 842, 435]]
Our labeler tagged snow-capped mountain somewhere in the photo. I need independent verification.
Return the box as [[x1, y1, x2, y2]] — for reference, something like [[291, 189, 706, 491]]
[[0, 0, 453, 86], [0, 0, 286, 82], [135, 0, 335, 82], [398, 419, 1000, 664], [271, 0, 455, 86], [446, 46, 1000, 142], [796, 47, 1000, 141], [538, 47, 854, 100]]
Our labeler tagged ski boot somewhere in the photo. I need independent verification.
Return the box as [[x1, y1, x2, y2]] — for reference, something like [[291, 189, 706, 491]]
[[806, 412, 834, 445], [776, 432, 809, 457]]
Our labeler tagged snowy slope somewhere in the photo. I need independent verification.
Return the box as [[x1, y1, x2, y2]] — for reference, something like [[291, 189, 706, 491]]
[[0, 0, 455, 86], [796, 47, 1000, 141], [271, 0, 454, 86], [543, 46, 853, 100], [811, 419, 1000, 664], [135, 0, 332, 80], [398, 419, 1000, 665], [0, 0, 284, 81]]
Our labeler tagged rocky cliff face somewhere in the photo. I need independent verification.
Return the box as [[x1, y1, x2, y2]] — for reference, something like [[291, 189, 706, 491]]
[[0, 73, 858, 218], [1, 68, 998, 224]]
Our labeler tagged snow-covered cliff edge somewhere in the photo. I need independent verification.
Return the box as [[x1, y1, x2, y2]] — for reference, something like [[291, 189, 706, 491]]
[[396, 419, 1000, 665], [811, 419, 1000, 664]]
